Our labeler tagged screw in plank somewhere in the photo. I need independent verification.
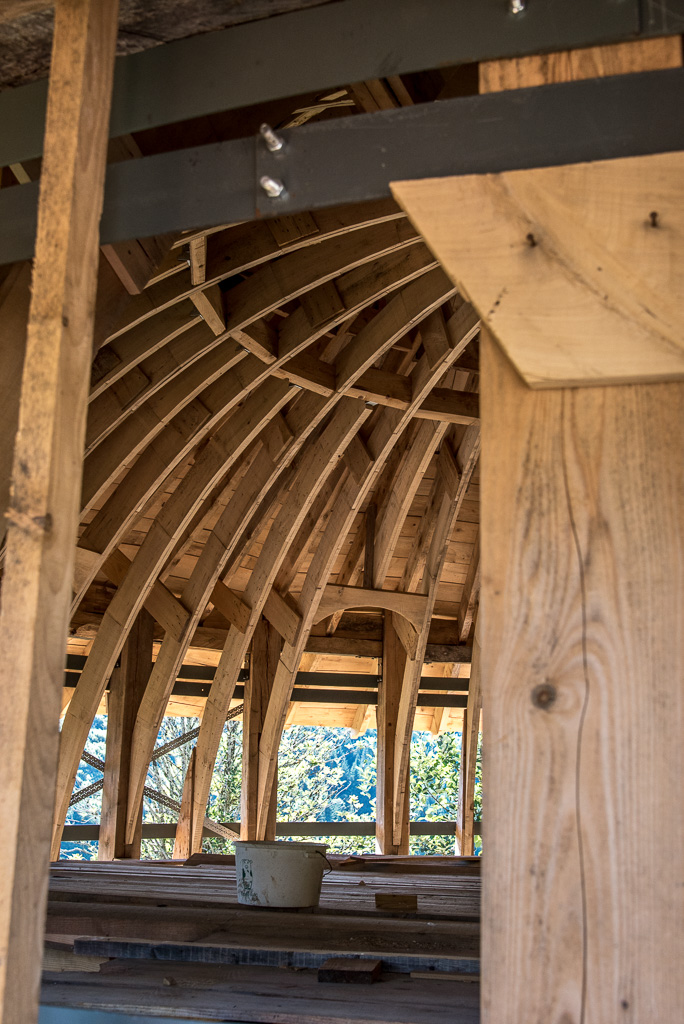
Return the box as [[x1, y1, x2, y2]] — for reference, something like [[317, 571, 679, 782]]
[[259, 123, 284, 152], [260, 175, 286, 199]]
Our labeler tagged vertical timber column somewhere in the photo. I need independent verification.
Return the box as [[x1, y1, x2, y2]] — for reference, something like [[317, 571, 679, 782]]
[[480, 328, 684, 1022], [241, 617, 281, 840], [0, 1, 118, 1021], [376, 613, 410, 855], [99, 609, 154, 860], [455, 616, 480, 857]]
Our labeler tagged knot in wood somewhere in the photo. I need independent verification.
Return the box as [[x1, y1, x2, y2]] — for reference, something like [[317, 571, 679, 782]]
[[531, 681, 556, 710]]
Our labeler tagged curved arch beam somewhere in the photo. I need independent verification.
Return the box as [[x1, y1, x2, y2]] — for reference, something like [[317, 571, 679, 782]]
[[103, 200, 406, 343], [254, 301, 480, 836], [73, 246, 440, 609], [313, 585, 428, 630], [178, 398, 371, 854], [171, 277, 460, 851], [51, 377, 292, 856], [123, 396, 346, 844]]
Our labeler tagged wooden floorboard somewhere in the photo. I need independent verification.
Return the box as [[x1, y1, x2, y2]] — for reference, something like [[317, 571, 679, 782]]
[[42, 961, 480, 1024]]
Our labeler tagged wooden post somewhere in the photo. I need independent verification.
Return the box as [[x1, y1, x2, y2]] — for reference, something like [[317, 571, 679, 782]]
[[479, 327, 684, 1021], [99, 609, 154, 860], [174, 749, 196, 859], [376, 613, 410, 854], [0, 1, 118, 1020], [0, 263, 31, 551], [455, 617, 480, 857], [242, 617, 281, 841]]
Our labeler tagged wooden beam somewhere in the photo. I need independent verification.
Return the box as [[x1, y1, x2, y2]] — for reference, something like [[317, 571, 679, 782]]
[[263, 588, 303, 647], [99, 609, 153, 860], [188, 236, 207, 287], [455, 616, 480, 857], [314, 584, 429, 630], [456, 536, 480, 643], [241, 617, 281, 841], [479, 325, 684, 1021], [0, 263, 31, 550], [376, 613, 409, 855], [0, 2, 118, 1021], [393, 41, 684, 390], [362, 502, 376, 589], [54, 379, 292, 857], [190, 284, 225, 336]]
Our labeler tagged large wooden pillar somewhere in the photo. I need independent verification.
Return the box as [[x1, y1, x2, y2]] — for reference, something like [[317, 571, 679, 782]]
[[99, 609, 154, 860], [0, 1, 118, 1020], [393, 34, 684, 1020], [376, 612, 410, 854], [479, 329, 684, 1022], [241, 617, 281, 841]]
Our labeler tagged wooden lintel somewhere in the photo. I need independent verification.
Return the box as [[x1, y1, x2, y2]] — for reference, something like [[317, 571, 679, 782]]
[[314, 584, 429, 630]]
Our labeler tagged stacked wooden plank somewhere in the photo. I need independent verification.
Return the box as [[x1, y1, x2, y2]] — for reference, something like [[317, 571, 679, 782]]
[[43, 858, 481, 1023]]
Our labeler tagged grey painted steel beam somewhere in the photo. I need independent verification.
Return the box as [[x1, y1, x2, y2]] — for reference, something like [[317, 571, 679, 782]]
[[0, 0, 657, 168], [3, 67, 684, 266], [60, 820, 481, 840]]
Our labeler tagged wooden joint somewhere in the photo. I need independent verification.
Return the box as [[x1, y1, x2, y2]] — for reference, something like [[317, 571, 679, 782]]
[[262, 588, 303, 647], [210, 581, 252, 633]]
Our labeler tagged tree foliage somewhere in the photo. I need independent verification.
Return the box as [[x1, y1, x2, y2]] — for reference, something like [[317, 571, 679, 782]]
[[62, 715, 482, 860]]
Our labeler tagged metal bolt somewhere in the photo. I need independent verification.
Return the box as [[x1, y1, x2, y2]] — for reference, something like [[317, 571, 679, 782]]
[[259, 122, 284, 152], [260, 174, 286, 199], [510, 0, 525, 14]]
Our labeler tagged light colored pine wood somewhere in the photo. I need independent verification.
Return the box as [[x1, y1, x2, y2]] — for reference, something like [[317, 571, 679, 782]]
[[124, 434, 296, 844], [376, 613, 410, 854], [480, 326, 684, 1022], [395, 154, 684, 386], [314, 584, 428, 630], [392, 425, 480, 846], [253, 310, 476, 836], [0, 263, 31, 550], [241, 617, 281, 840], [456, 536, 479, 643], [53, 379, 291, 857], [455, 617, 480, 858], [183, 398, 371, 851], [0, 2, 118, 1021], [99, 609, 153, 860], [393, 39, 684, 389], [76, 249, 438, 606], [479, 36, 682, 92], [188, 236, 207, 287], [190, 284, 225, 335]]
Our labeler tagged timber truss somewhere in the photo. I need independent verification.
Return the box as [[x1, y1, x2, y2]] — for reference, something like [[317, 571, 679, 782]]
[[42, 197, 481, 858]]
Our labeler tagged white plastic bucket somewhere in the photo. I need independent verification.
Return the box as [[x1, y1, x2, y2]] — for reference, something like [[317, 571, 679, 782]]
[[234, 840, 329, 908]]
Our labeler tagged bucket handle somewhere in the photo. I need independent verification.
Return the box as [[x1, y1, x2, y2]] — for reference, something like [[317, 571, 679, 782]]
[[310, 850, 333, 876]]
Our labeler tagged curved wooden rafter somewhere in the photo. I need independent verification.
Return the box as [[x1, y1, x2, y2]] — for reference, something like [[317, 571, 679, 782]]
[[166, 289, 469, 851], [72, 246, 442, 609], [52, 376, 293, 855], [186, 297, 479, 846], [250, 325, 478, 839], [50, 199, 482, 858]]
